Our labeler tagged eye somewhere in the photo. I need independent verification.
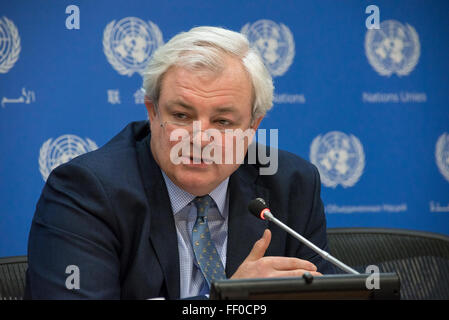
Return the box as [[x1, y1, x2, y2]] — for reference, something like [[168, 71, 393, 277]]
[[173, 112, 188, 120], [216, 119, 232, 126]]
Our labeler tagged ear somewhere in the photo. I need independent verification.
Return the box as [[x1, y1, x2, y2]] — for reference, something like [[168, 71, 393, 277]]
[[247, 115, 264, 148], [144, 96, 157, 122], [250, 116, 264, 131]]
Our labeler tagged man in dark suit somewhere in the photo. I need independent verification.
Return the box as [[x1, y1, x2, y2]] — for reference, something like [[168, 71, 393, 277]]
[[25, 26, 335, 299]]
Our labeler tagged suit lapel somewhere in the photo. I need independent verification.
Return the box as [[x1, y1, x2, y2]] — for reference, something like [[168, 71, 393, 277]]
[[136, 132, 180, 299], [225, 164, 269, 277]]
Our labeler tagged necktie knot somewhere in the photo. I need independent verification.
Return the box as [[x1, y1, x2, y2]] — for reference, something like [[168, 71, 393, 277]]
[[193, 195, 213, 218]]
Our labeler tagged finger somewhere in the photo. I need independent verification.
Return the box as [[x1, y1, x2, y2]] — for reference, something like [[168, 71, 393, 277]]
[[245, 229, 271, 262], [270, 257, 317, 272], [273, 270, 323, 278]]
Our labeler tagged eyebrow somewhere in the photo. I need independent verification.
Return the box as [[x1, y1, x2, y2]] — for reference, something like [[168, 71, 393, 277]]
[[165, 100, 195, 111], [214, 106, 238, 114], [164, 100, 239, 114]]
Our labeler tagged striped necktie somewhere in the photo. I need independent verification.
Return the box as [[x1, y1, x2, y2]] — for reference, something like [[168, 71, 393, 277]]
[[192, 195, 226, 288]]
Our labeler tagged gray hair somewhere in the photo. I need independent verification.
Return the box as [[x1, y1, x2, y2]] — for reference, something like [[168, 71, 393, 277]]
[[143, 26, 274, 119]]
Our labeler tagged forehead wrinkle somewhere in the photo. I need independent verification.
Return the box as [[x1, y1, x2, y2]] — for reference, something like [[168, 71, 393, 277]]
[[177, 83, 244, 101], [166, 98, 240, 117], [160, 59, 253, 115]]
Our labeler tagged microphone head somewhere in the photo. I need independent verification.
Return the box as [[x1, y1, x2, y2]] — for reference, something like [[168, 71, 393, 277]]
[[248, 198, 269, 220]]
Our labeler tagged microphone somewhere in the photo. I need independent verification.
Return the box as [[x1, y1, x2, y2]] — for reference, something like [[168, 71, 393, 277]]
[[248, 198, 360, 275]]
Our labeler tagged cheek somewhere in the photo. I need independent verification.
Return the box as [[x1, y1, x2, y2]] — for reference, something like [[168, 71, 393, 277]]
[[150, 126, 175, 162], [220, 136, 251, 164]]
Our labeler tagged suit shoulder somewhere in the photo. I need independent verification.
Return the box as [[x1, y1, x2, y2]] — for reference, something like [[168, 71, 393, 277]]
[[58, 121, 149, 176], [249, 146, 319, 192], [277, 148, 319, 178], [44, 121, 150, 201]]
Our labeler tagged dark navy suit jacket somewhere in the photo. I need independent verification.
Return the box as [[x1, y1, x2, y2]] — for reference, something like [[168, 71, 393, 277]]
[[25, 121, 335, 299]]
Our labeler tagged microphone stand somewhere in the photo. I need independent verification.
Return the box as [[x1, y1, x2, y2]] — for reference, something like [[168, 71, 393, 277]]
[[263, 211, 360, 275]]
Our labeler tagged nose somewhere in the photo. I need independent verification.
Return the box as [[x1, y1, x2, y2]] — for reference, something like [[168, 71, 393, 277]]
[[191, 119, 216, 145]]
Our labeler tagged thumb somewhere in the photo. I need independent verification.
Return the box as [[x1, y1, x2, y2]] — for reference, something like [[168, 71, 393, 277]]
[[245, 229, 271, 262]]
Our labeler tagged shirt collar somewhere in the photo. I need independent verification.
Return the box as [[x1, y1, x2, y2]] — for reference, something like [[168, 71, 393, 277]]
[[161, 171, 229, 218]]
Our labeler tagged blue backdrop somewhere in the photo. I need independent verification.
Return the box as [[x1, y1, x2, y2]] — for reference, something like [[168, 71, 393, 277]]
[[1, 0, 448, 257]]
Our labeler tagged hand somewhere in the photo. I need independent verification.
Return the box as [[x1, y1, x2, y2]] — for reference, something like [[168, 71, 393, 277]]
[[230, 229, 322, 279]]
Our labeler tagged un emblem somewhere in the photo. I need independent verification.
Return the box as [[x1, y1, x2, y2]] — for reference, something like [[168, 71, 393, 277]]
[[103, 17, 163, 77], [0, 16, 21, 74], [310, 131, 365, 188], [39, 135, 98, 182], [241, 19, 295, 77], [435, 133, 449, 183], [365, 20, 420, 77]]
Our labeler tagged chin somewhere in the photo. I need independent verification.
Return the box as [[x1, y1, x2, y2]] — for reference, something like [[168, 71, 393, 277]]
[[169, 164, 225, 195], [175, 170, 215, 195]]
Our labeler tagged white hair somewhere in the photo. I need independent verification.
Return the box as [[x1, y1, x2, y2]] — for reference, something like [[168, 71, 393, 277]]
[[143, 26, 274, 119]]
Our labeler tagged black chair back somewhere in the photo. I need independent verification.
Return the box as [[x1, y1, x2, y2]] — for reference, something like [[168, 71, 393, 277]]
[[0, 256, 28, 300], [327, 228, 449, 299]]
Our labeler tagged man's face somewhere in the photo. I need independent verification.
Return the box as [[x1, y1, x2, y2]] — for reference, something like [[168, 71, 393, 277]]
[[145, 55, 263, 196]]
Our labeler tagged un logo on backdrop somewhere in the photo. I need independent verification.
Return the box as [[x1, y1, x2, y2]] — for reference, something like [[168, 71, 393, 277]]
[[310, 132, 365, 188], [103, 17, 163, 77], [241, 19, 295, 77], [435, 133, 449, 183], [39, 135, 98, 182], [365, 20, 420, 77], [0, 16, 21, 74]]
